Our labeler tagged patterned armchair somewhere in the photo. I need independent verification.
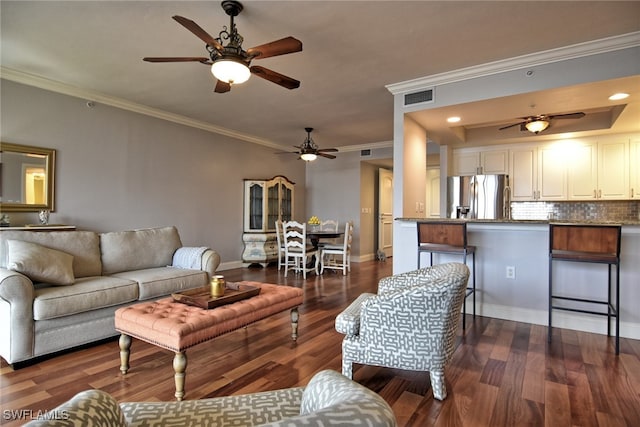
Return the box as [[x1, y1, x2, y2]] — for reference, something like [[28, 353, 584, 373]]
[[23, 370, 396, 427], [335, 262, 470, 400]]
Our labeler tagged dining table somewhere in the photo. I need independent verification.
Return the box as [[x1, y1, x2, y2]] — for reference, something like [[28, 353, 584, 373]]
[[306, 229, 344, 250]]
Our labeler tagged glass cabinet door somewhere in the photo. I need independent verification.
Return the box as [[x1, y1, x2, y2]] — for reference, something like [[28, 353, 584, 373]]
[[280, 181, 293, 223], [246, 182, 265, 231], [244, 176, 294, 233], [266, 181, 280, 231]]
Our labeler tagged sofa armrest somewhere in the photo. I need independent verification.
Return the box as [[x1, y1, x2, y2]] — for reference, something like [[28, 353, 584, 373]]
[[23, 389, 127, 427], [0, 268, 35, 364], [200, 248, 220, 279], [289, 370, 396, 427], [335, 292, 375, 336]]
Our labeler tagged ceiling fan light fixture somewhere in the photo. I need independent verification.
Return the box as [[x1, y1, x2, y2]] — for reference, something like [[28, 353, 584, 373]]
[[300, 152, 317, 162], [525, 119, 550, 134], [211, 58, 250, 84]]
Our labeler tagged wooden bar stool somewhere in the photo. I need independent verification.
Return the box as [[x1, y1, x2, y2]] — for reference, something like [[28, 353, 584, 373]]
[[417, 221, 476, 329], [548, 223, 622, 354]]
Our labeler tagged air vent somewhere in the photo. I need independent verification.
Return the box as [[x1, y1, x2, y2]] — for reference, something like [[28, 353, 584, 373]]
[[361, 149, 371, 156], [404, 88, 434, 106]]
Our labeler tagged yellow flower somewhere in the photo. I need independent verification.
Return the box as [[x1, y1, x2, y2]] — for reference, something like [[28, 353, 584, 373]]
[[308, 215, 320, 225]]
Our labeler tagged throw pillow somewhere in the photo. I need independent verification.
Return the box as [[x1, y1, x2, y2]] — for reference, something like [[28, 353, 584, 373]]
[[7, 240, 75, 285]]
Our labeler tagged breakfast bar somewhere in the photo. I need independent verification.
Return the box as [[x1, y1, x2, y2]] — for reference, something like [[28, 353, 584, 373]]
[[394, 218, 640, 343]]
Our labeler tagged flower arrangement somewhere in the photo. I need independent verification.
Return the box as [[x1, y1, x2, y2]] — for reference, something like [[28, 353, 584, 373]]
[[308, 215, 321, 225]]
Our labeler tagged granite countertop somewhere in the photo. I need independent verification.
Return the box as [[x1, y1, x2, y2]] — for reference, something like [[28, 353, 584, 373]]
[[396, 217, 640, 225]]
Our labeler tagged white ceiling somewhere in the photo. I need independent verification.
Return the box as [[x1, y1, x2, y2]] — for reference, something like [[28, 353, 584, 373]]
[[2, 1, 639, 153]]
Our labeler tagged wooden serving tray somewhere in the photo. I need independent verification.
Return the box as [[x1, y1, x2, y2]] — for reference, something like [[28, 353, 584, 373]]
[[172, 282, 261, 309]]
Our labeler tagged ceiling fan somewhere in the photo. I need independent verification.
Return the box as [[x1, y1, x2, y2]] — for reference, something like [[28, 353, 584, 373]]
[[277, 128, 339, 161], [143, 0, 302, 93], [498, 112, 586, 134]]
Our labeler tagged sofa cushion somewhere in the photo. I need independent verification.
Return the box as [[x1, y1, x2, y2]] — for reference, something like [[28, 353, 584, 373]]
[[100, 226, 182, 275], [110, 267, 207, 300], [33, 276, 138, 320], [7, 240, 75, 286], [0, 230, 101, 278]]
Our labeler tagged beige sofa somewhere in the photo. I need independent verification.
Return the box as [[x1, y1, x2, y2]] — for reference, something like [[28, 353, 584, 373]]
[[0, 226, 220, 365]]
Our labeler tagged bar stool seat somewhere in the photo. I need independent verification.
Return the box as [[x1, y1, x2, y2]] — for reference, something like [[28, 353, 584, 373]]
[[417, 221, 476, 329], [548, 223, 622, 354]]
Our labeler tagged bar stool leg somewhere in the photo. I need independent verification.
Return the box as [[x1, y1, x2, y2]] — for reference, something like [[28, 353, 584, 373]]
[[472, 251, 476, 318], [548, 258, 553, 344], [615, 264, 620, 355], [462, 252, 467, 330]]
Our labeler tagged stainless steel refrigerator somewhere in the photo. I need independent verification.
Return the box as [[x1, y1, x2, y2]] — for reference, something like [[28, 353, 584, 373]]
[[447, 174, 510, 219]]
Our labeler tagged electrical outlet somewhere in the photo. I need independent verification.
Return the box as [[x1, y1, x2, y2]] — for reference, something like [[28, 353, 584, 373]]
[[506, 266, 515, 279]]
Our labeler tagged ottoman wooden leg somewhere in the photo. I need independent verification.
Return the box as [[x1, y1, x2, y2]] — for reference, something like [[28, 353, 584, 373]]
[[173, 352, 187, 401], [290, 308, 299, 341], [119, 334, 132, 375]]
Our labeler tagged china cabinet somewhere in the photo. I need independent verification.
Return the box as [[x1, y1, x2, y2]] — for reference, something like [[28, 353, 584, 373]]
[[242, 176, 294, 266]]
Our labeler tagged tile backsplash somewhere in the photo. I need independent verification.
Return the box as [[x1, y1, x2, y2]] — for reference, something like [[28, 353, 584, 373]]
[[511, 200, 640, 221]]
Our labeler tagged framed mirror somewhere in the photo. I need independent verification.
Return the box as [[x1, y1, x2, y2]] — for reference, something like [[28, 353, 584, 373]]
[[1, 142, 56, 212]]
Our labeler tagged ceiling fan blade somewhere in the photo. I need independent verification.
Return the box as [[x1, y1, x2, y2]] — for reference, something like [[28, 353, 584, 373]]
[[172, 15, 224, 52], [318, 148, 338, 153], [250, 66, 300, 89], [143, 57, 211, 63], [214, 80, 231, 93], [498, 122, 524, 131], [317, 152, 336, 159], [549, 112, 586, 120], [247, 36, 303, 59]]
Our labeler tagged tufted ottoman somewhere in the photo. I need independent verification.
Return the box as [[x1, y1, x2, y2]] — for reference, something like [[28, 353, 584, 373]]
[[114, 281, 304, 400]]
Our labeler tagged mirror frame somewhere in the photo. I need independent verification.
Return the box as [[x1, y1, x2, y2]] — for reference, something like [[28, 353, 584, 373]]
[[1, 142, 56, 212]]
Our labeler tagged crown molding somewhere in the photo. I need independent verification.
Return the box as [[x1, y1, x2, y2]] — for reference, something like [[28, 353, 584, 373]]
[[337, 140, 393, 153], [0, 66, 282, 149], [386, 31, 640, 95]]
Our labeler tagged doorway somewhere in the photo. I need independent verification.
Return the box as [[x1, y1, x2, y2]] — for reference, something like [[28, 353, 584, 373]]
[[378, 168, 393, 258]]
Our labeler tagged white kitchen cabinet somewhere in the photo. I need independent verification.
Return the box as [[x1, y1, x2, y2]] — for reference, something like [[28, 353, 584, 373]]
[[509, 144, 566, 201], [631, 139, 640, 199], [538, 145, 567, 200], [567, 142, 598, 200], [567, 139, 628, 200], [598, 139, 628, 199], [509, 147, 537, 201], [453, 149, 508, 175]]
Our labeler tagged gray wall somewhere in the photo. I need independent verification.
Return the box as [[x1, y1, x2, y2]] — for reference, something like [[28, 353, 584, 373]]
[[305, 147, 392, 261], [1, 80, 306, 269]]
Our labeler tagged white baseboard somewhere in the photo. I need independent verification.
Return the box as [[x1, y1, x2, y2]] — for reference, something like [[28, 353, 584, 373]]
[[479, 303, 640, 340]]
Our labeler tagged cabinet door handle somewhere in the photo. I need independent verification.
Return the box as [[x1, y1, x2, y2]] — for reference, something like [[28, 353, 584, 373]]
[[598, 189, 602, 198], [593, 190, 597, 198]]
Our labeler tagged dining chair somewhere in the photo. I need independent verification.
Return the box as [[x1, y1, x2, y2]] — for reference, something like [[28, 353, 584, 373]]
[[320, 219, 339, 232], [283, 220, 319, 279], [320, 221, 353, 275], [274, 220, 286, 271]]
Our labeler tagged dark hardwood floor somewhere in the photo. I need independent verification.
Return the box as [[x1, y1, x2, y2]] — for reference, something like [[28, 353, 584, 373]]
[[2, 260, 639, 426]]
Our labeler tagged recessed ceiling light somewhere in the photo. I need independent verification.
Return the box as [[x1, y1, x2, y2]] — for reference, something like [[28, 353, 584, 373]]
[[447, 116, 461, 123], [609, 93, 629, 101]]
